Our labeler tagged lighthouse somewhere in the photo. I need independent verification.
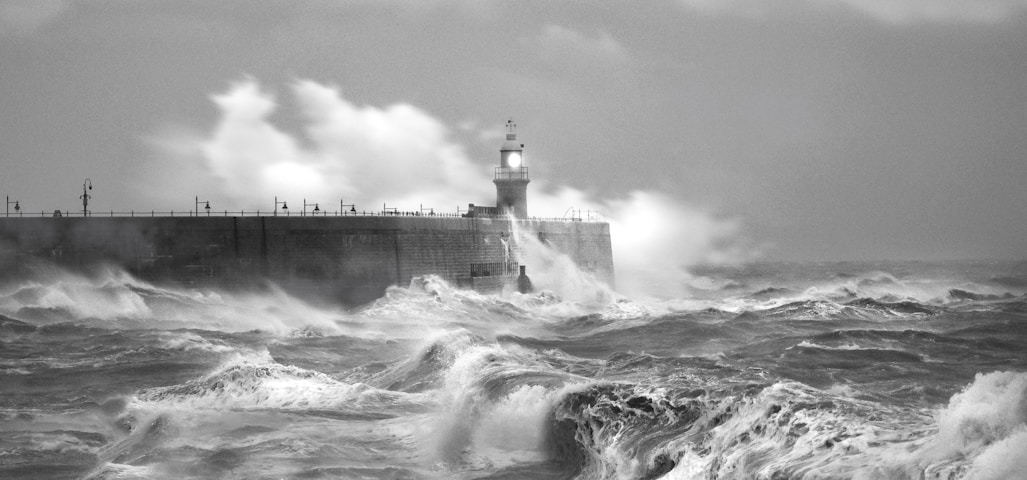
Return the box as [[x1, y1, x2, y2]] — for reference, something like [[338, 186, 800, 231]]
[[494, 119, 530, 219]]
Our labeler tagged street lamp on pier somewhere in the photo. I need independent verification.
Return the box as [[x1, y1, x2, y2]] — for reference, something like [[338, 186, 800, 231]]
[[6, 196, 20, 217], [195, 196, 211, 217], [80, 179, 92, 217], [274, 196, 288, 216], [340, 199, 356, 215], [303, 199, 320, 216]]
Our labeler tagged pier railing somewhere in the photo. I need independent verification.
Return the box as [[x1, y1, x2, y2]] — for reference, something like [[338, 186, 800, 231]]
[[1, 209, 602, 222]]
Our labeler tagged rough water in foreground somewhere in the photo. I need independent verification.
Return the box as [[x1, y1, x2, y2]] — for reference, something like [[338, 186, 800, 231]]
[[1, 260, 1026, 479]]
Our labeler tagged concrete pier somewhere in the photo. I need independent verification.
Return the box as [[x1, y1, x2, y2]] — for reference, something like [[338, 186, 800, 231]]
[[0, 216, 613, 306]]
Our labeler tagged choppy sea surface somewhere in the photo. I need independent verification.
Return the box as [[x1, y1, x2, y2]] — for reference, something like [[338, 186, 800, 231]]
[[2, 260, 1026, 479]]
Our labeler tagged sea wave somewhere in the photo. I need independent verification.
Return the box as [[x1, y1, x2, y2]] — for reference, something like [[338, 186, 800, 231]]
[[3, 260, 1025, 479], [425, 338, 580, 469], [544, 375, 1027, 479], [133, 351, 417, 414], [917, 370, 1027, 478]]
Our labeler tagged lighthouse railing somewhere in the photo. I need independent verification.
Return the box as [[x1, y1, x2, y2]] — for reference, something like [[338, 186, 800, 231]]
[[494, 167, 529, 180]]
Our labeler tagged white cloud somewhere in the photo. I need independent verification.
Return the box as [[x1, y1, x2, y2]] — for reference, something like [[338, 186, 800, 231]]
[[201, 80, 313, 204], [290, 79, 493, 212], [677, 0, 1027, 24], [150, 77, 492, 214]]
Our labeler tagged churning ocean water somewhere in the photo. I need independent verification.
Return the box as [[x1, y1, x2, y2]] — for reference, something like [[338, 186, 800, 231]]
[[1, 260, 1026, 479]]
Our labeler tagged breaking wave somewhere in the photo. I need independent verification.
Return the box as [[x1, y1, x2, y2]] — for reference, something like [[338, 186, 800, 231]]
[[542, 372, 1027, 479]]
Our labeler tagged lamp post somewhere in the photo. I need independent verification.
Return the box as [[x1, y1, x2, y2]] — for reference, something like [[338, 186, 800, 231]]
[[340, 199, 356, 215], [274, 196, 288, 216], [195, 196, 211, 217], [303, 199, 320, 216], [6, 196, 20, 217], [80, 179, 92, 217], [563, 207, 583, 221]]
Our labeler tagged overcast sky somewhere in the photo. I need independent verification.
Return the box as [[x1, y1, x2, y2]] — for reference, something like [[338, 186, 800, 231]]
[[2, 0, 1026, 265]]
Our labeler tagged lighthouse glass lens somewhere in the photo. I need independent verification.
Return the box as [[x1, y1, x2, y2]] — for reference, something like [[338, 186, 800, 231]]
[[508, 152, 521, 167]]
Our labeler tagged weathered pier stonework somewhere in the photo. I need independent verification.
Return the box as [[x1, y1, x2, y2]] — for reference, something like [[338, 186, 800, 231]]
[[0, 216, 614, 306]]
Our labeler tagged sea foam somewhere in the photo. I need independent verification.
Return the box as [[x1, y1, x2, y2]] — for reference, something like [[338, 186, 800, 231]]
[[920, 371, 1027, 465]]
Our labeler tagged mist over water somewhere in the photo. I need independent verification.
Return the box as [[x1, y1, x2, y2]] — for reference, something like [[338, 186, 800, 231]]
[[2, 256, 1026, 479]]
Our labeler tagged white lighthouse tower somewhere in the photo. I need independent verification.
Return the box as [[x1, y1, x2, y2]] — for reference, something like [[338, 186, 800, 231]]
[[494, 119, 530, 219]]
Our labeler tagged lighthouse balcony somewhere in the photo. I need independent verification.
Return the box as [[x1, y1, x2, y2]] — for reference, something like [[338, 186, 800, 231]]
[[495, 166, 529, 180]]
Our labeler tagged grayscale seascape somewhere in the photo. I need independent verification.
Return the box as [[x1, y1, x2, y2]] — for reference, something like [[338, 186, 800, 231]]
[[3, 2, 1026, 479]]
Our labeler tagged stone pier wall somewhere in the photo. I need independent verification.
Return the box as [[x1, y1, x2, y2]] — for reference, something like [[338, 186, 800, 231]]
[[0, 216, 613, 306]]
